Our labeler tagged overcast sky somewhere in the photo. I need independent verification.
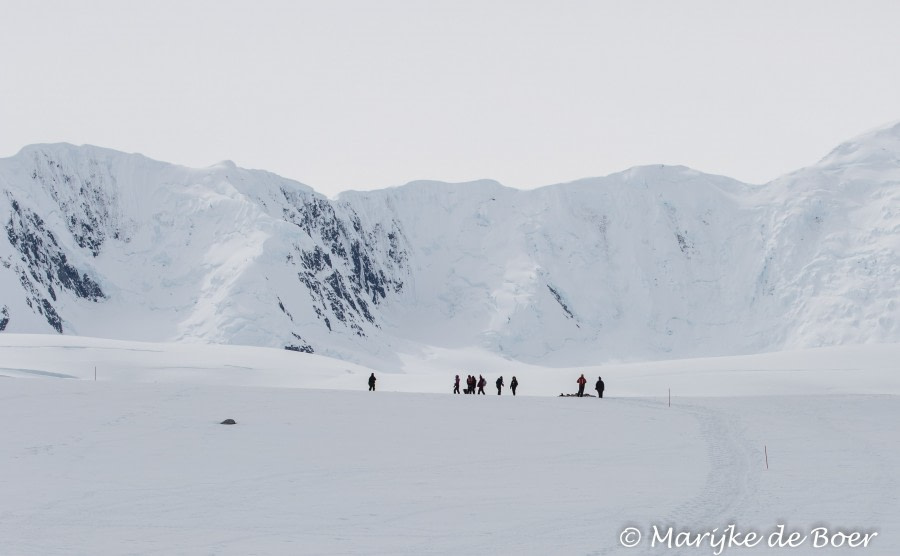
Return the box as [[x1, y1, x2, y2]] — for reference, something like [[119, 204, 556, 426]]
[[2, 0, 899, 196]]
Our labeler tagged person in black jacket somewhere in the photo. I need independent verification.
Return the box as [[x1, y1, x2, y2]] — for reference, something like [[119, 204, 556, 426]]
[[510, 376, 518, 396], [595, 376, 605, 398], [477, 375, 486, 395], [496, 376, 504, 395], [453, 374, 461, 394], [368, 373, 377, 391]]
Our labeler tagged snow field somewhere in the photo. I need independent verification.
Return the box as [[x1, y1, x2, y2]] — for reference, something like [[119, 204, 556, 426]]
[[2, 335, 899, 398], [1, 382, 897, 554], [1, 335, 898, 554]]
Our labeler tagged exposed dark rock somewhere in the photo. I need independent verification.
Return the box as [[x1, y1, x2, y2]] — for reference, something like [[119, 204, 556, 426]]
[[6, 197, 105, 302], [277, 296, 294, 321], [547, 285, 575, 320], [16, 269, 62, 332], [5, 195, 106, 333], [300, 246, 332, 272], [40, 298, 62, 333], [284, 333, 314, 353], [278, 189, 407, 337], [350, 240, 387, 303], [220, 419, 237, 425], [28, 153, 123, 256], [676, 232, 694, 257]]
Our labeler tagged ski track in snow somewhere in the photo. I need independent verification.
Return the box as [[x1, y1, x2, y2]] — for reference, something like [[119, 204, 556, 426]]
[[665, 399, 758, 528], [586, 398, 759, 556]]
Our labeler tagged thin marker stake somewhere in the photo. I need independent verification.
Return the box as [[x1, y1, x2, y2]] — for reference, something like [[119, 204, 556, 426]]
[[94, 366, 97, 382], [668, 388, 671, 407], [765, 445, 769, 470]]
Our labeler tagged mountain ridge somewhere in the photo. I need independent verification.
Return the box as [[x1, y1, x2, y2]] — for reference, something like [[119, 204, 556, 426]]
[[1, 124, 898, 368]]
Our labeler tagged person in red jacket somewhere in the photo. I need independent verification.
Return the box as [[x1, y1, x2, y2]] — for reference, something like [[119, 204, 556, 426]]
[[576, 373, 587, 397]]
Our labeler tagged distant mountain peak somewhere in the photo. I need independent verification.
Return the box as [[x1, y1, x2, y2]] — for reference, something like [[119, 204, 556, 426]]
[[817, 120, 900, 171]]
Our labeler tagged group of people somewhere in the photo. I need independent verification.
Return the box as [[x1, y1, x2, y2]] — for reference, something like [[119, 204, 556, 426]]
[[368, 371, 603, 398], [455, 374, 482, 394], [453, 374, 519, 395], [576, 373, 605, 398]]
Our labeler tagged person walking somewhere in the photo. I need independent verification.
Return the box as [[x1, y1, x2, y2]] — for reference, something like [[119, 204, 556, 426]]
[[467, 375, 475, 394], [477, 375, 486, 395], [496, 376, 504, 395], [595, 376, 605, 398], [368, 373, 377, 391], [576, 373, 587, 397], [510, 376, 518, 396], [454, 374, 461, 394]]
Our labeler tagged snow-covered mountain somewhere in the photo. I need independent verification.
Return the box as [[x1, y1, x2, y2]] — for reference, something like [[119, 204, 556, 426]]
[[1, 123, 898, 367]]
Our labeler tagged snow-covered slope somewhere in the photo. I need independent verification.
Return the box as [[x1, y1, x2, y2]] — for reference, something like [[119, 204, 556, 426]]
[[1, 123, 898, 366], [755, 123, 900, 350], [0, 146, 410, 367]]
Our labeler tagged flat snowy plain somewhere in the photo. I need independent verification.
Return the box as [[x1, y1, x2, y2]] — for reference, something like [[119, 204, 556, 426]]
[[1, 334, 898, 555]]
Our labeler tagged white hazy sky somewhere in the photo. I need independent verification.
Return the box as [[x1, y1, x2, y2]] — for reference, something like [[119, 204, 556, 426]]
[[2, 1, 899, 196]]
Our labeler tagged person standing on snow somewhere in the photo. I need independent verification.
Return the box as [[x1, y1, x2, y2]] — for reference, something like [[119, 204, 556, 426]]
[[467, 375, 475, 394], [576, 373, 587, 397], [595, 376, 605, 398], [496, 376, 504, 395], [454, 374, 461, 394], [477, 375, 486, 395], [368, 373, 377, 391], [510, 376, 518, 396]]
